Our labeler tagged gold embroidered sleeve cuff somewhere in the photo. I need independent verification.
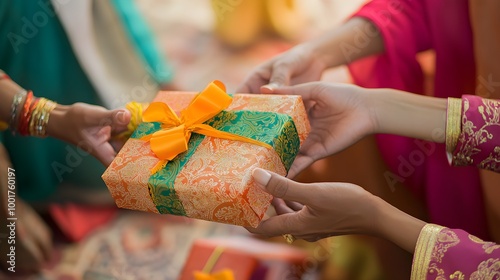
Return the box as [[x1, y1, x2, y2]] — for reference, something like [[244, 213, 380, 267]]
[[445, 98, 462, 162], [410, 223, 445, 280]]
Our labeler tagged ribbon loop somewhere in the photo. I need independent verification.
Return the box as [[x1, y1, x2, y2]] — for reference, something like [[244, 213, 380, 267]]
[[141, 81, 272, 174], [143, 102, 181, 126], [181, 81, 232, 126]]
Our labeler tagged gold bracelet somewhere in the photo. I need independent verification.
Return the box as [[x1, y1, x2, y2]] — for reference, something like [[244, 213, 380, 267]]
[[5, 90, 27, 133], [446, 98, 462, 155], [29, 98, 57, 138]]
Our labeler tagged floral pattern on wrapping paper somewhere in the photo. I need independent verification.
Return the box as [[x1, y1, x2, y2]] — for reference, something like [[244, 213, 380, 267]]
[[104, 92, 310, 226], [148, 133, 206, 216], [209, 110, 299, 171], [146, 109, 298, 226], [102, 139, 159, 213], [173, 137, 284, 227], [228, 94, 310, 144]]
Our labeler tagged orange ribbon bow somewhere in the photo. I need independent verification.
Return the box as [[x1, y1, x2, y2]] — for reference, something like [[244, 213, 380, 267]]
[[141, 80, 272, 174], [193, 246, 235, 280]]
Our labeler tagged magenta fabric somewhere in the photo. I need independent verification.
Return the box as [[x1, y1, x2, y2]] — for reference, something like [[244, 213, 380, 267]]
[[425, 227, 500, 278], [348, 0, 488, 239], [453, 95, 500, 171]]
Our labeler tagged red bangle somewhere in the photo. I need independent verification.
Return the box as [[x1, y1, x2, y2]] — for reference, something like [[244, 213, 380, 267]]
[[25, 98, 39, 136], [0, 70, 10, 80], [18, 91, 34, 136]]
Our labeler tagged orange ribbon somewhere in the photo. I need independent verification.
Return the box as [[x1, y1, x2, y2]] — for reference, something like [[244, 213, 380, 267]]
[[193, 246, 235, 280], [141, 80, 272, 174], [193, 270, 234, 280]]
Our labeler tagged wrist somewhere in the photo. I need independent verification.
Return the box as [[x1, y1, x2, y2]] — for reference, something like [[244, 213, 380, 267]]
[[46, 104, 70, 139], [301, 41, 332, 70], [373, 196, 426, 253], [370, 89, 447, 142]]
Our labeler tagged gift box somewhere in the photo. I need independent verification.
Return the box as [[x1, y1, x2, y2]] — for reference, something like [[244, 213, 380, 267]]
[[180, 237, 309, 280], [102, 81, 309, 227]]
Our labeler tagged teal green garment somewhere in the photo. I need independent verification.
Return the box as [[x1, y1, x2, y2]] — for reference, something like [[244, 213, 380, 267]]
[[0, 1, 106, 202], [111, 0, 173, 84]]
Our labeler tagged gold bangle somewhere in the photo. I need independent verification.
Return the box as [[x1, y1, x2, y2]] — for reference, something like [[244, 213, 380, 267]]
[[29, 98, 57, 138], [8, 90, 27, 133], [446, 98, 462, 155]]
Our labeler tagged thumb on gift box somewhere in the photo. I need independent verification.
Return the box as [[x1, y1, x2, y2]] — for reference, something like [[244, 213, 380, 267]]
[[249, 168, 315, 237], [252, 168, 311, 204]]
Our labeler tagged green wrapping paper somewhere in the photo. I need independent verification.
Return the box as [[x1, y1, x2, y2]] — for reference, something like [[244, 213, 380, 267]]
[[102, 90, 310, 227]]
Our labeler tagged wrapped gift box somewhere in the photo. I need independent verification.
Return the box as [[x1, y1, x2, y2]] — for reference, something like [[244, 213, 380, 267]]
[[180, 237, 308, 280], [102, 81, 310, 227]]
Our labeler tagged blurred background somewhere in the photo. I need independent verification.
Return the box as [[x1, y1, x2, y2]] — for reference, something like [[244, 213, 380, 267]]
[[136, 0, 367, 92], [4, 1, 417, 280]]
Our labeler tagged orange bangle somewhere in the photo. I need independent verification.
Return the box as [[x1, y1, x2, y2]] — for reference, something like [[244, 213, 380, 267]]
[[0, 70, 10, 80], [18, 91, 33, 136], [27, 98, 41, 136]]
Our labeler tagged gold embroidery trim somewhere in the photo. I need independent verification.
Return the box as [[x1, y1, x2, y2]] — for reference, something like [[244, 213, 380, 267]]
[[411, 224, 445, 280], [446, 98, 462, 161]]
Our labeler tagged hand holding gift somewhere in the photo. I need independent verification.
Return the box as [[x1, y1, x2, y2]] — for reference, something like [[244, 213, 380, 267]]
[[102, 81, 309, 227]]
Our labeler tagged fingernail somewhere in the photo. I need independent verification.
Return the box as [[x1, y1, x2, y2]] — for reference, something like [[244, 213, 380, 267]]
[[261, 83, 279, 93], [116, 111, 126, 123], [252, 168, 271, 188]]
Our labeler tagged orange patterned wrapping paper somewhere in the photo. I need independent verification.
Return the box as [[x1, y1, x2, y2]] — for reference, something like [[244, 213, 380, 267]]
[[102, 91, 310, 227]]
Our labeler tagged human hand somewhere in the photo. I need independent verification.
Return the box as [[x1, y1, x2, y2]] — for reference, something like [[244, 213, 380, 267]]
[[247, 168, 379, 242], [237, 44, 327, 94], [47, 103, 131, 166], [272, 82, 376, 178]]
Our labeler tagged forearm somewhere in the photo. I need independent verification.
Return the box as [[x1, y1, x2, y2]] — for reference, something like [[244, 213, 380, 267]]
[[470, 0, 500, 98], [305, 17, 384, 68], [369, 89, 447, 143], [373, 196, 426, 253]]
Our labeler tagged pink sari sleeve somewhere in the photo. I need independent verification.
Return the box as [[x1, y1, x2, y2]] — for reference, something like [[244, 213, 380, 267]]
[[447, 95, 500, 172], [348, 0, 432, 93], [411, 224, 500, 279]]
